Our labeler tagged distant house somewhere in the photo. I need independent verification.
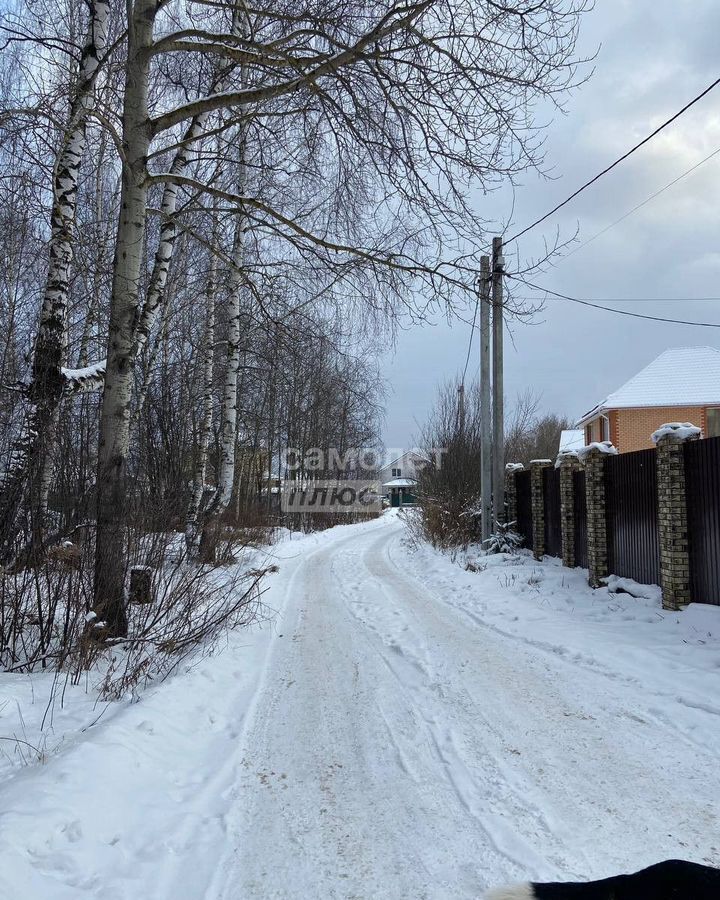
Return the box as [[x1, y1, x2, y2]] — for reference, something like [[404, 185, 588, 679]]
[[577, 346, 720, 453], [378, 450, 429, 507], [559, 429, 584, 454]]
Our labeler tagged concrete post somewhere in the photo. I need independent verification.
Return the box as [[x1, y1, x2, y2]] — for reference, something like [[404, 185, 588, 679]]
[[530, 459, 552, 561], [655, 426, 699, 610], [559, 454, 582, 568], [582, 447, 609, 588]]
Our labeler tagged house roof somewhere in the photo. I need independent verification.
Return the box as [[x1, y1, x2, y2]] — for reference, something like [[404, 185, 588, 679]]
[[383, 478, 416, 487], [381, 449, 430, 470], [578, 347, 720, 426], [559, 429, 584, 452]]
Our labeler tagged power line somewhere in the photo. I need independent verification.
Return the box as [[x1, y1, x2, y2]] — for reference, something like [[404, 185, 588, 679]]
[[510, 295, 720, 302], [505, 75, 720, 245], [461, 289, 480, 384], [508, 276, 720, 328], [562, 146, 720, 259]]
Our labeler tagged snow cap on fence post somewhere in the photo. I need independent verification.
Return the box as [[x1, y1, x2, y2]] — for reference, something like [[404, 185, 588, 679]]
[[651, 422, 701, 445], [504, 463, 524, 527], [530, 459, 553, 561], [578, 442, 616, 588], [575, 440, 618, 462], [654, 423, 700, 610]]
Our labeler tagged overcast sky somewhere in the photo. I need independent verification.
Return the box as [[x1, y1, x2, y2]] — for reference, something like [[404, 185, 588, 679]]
[[380, 0, 720, 450]]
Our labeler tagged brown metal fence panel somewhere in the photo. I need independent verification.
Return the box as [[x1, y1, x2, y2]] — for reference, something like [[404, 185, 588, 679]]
[[605, 449, 660, 586], [543, 467, 562, 557], [573, 469, 588, 569], [685, 436, 720, 605], [515, 470, 533, 551]]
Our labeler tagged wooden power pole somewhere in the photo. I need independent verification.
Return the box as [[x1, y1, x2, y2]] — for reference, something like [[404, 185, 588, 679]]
[[479, 256, 492, 542], [492, 237, 505, 526]]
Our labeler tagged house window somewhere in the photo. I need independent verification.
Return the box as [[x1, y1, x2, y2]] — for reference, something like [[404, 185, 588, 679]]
[[601, 417, 610, 442], [392, 468, 401, 477], [707, 408, 720, 437]]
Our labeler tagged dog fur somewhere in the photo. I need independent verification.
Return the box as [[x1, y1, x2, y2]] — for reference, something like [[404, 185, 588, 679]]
[[485, 859, 720, 899]]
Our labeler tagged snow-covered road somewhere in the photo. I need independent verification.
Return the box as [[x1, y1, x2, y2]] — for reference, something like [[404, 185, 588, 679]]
[[2, 513, 719, 899]]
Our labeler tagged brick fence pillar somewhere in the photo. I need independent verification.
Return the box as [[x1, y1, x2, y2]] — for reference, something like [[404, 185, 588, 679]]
[[530, 459, 552, 561], [655, 426, 699, 610], [558, 454, 582, 568], [582, 447, 609, 588], [504, 463, 524, 526]]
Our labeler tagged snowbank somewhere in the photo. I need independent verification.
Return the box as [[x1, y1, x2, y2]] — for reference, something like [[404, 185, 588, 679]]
[[400, 536, 720, 758]]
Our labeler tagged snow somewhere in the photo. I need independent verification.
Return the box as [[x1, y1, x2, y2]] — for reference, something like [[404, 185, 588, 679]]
[[61, 361, 106, 381], [554, 449, 578, 468], [576, 440, 618, 461], [605, 574, 661, 601], [61, 360, 106, 392], [382, 477, 416, 487], [2, 515, 720, 898], [651, 421, 702, 444], [529, 458, 552, 464], [505, 463, 525, 472], [579, 346, 720, 424]]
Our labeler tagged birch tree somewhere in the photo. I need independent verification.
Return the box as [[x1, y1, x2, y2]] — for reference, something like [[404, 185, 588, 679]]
[[185, 227, 218, 552], [0, 0, 110, 558], [3, 0, 589, 633]]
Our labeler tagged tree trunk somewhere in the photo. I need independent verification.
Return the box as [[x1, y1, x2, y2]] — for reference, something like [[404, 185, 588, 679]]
[[0, 0, 109, 560], [93, 0, 157, 635], [198, 22, 249, 555], [133, 114, 209, 358], [186, 235, 217, 554]]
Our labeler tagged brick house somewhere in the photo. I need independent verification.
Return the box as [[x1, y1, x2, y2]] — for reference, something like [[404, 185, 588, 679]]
[[577, 346, 720, 453]]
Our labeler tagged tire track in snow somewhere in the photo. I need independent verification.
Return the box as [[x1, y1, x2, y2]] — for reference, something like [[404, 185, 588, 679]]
[[203, 516, 720, 899]]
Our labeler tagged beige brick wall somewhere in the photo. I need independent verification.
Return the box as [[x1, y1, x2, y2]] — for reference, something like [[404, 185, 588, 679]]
[[615, 406, 705, 452]]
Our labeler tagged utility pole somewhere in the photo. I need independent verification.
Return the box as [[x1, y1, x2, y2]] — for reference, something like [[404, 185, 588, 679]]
[[479, 256, 492, 542], [492, 237, 505, 526]]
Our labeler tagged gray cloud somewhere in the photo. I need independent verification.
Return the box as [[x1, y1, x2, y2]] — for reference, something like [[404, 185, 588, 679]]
[[381, 0, 720, 449]]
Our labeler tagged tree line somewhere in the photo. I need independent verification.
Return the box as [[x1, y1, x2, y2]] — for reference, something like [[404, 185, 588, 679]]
[[0, 0, 587, 637], [415, 382, 573, 547]]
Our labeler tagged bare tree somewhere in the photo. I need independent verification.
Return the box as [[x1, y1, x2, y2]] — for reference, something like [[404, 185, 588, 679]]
[[1, 0, 590, 635], [505, 389, 573, 466], [0, 0, 110, 558]]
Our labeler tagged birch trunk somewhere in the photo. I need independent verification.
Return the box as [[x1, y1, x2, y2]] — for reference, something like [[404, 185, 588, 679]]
[[133, 114, 208, 358], [185, 239, 217, 553], [198, 141, 246, 560], [93, 0, 156, 635], [0, 0, 109, 559], [198, 15, 249, 558]]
